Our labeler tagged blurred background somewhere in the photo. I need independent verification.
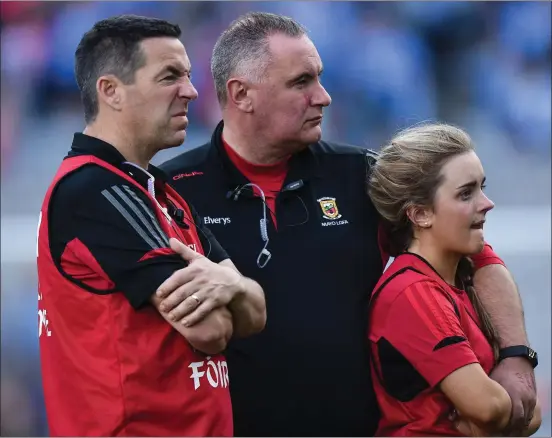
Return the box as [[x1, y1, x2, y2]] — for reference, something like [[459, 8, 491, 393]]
[[1, 1, 550, 435]]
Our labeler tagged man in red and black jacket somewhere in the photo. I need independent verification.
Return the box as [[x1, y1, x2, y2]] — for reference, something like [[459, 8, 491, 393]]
[[37, 15, 266, 436]]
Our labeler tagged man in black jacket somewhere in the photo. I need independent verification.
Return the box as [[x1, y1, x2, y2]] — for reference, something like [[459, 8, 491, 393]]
[[160, 11, 538, 437]]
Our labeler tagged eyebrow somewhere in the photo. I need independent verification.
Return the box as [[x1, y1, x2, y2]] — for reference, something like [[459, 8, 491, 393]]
[[156, 64, 191, 79], [456, 176, 486, 190]]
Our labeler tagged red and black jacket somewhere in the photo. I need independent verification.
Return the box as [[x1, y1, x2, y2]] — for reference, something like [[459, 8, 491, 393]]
[[38, 133, 232, 436], [368, 253, 499, 436]]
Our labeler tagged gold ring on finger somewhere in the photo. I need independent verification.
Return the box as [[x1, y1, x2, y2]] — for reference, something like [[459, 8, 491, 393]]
[[190, 294, 201, 305]]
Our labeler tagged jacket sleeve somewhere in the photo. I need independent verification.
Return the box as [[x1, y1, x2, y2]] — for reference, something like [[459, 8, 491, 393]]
[[49, 165, 188, 309]]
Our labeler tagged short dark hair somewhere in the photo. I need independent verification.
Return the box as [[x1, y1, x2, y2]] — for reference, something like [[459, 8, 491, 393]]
[[75, 14, 181, 123]]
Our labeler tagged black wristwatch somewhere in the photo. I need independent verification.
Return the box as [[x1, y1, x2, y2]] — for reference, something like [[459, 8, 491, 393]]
[[498, 345, 538, 368]]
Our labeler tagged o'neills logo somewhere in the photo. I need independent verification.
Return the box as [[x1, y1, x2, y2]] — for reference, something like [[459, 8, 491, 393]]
[[173, 171, 204, 180]]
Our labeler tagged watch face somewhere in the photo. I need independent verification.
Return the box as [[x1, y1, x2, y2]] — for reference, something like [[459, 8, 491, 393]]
[[527, 348, 539, 368]]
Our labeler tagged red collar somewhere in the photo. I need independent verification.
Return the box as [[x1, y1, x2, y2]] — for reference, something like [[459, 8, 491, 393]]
[[221, 136, 289, 181]]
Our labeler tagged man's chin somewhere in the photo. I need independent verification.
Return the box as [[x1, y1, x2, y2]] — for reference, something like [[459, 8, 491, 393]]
[[285, 130, 322, 153], [169, 130, 187, 147], [302, 127, 323, 144]]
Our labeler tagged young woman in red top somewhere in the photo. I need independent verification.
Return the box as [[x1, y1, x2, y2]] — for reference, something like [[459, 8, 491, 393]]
[[367, 123, 542, 436]]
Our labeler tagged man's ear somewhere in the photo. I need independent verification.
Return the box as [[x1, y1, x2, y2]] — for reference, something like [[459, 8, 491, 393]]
[[226, 77, 253, 113], [96, 74, 124, 112], [406, 204, 433, 229]]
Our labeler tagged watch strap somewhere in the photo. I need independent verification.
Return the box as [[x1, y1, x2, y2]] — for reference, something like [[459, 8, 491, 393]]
[[498, 345, 538, 368]]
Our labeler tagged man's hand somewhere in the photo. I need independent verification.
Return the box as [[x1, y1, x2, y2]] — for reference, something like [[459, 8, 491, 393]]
[[156, 238, 242, 326], [490, 357, 537, 436], [183, 306, 234, 355], [472, 262, 536, 436], [454, 417, 490, 437], [449, 408, 493, 437]]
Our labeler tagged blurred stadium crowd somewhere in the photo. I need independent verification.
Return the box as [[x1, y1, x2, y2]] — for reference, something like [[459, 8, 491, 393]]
[[1, 2, 550, 436]]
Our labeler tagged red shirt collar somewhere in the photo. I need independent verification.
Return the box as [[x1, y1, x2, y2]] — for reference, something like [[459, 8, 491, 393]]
[[221, 135, 289, 181]]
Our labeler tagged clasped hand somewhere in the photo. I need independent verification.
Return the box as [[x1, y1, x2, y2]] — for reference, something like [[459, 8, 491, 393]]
[[156, 238, 242, 327]]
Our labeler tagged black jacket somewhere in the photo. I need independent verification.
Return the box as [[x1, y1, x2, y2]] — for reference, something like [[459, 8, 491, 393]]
[[161, 121, 384, 437]]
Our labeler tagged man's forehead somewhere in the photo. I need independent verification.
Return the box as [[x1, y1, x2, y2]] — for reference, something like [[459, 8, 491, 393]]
[[268, 33, 320, 64], [269, 34, 322, 74], [140, 37, 190, 69]]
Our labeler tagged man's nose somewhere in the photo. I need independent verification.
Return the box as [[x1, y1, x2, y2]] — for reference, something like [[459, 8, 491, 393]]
[[179, 80, 198, 101], [312, 82, 332, 107]]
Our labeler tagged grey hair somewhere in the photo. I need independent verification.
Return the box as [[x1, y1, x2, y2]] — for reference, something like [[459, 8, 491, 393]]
[[211, 11, 307, 105]]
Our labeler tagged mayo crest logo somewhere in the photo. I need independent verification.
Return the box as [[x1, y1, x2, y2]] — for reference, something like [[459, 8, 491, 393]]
[[317, 197, 341, 220]]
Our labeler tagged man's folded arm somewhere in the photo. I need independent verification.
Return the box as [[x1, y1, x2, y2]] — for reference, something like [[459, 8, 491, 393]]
[[48, 166, 233, 353], [470, 242, 528, 347]]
